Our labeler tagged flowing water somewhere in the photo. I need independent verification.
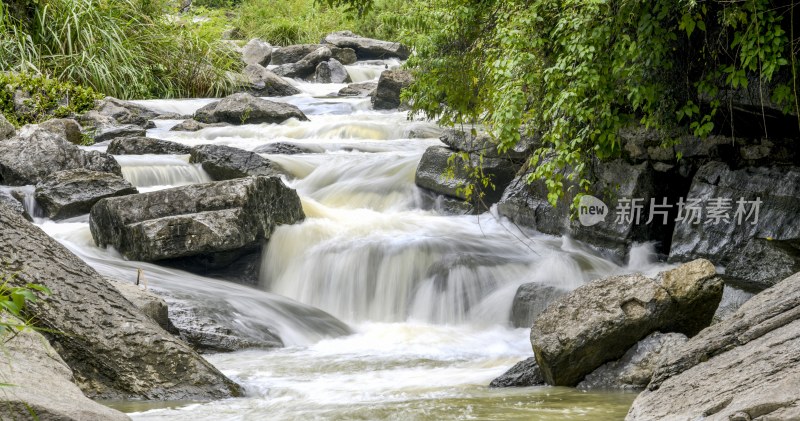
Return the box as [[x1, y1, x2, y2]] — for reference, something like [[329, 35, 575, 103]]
[[22, 66, 677, 420]]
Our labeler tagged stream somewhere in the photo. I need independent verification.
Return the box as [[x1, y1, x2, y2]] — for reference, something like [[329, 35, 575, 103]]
[[30, 60, 670, 420]]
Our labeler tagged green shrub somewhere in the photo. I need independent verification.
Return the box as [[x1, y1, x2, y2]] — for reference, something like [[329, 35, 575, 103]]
[[0, 272, 51, 341], [0, 72, 100, 127]]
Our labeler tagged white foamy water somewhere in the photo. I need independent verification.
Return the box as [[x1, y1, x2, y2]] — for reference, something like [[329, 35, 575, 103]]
[[13, 68, 673, 420]]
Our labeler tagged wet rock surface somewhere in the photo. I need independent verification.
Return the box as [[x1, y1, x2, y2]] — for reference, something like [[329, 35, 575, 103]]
[[35, 169, 137, 220], [194, 93, 308, 125], [372, 70, 413, 110], [190, 144, 286, 180], [107, 136, 193, 155]]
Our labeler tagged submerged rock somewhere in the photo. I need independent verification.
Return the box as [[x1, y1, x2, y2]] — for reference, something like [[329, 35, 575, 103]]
[[0, 317, 130, 421], [0, 204, 241, 400], [89, 176, 305, 272], [194, 93, 308, 125], [510, 283, 568, 328], [169, 303, 283, 353], [169, 119, 230, 132], [190, 144, 286, 180], [242, 64, 301, 97], [372, 70, 413, 110], [0, 124, 121, 185], [489, 357, 545, 388], [577, 332, 688, 390], [107, 136, 193, 155], [627, 271, 800, 420], [323, 31, 411, 60], [241, 38, 271, 67], [531, 260, 723, 386], [669, 162, 800, 291], [35, 169, 138, 220], [253, 142, 320, 155]]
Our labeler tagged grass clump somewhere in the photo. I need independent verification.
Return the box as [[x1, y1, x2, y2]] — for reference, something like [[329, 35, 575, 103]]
[[0, 72, 101, 127]]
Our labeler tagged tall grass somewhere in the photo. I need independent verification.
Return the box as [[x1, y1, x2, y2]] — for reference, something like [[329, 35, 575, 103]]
[[235, 0, 410, 46], [0, 0, 238, 99]]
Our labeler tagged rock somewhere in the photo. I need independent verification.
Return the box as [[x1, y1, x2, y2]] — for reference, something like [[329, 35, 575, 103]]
[[627, 271, 800, 420], [190, 144, 286, 180], [271, 44, 324, 65], [37, 118, 83, 145], [194, 93, 308, 125], [414, 145, 517, 209], [273, 46, 332, 79], [242, 64, 301, 96], [669, 162, 800, 291], [0, 124, 121, 185], [253, 142, 320, 155], [498, 159, 684, 260], [440, 128, 537, 161], [338, 81, 377, 97], [315, 58, 351, 83], [89, 176, 305, 271], [712, 284, 755, 323], [372, 70, 413, 110], [489, 357, 545, 388], [531, 260, 723, 386], [330, 46, 357, 65], [110, 280, 172, 331], [0, 318, 130, 421], [577, 332, 688, 390], [94, 97, 159, 127], [510, 283, 568, 328], [92, 124, 146, 143], [107, 136, 193, 155], [34, 169, 137, 220], [168, 303, 283, 353], [322, 31, 411, 60], [170, 119, 230, 132], [0, 205, 241, 399], [241, 38, 271, 66], [0, 113, 14, 140], [0, 189, 28, 220]]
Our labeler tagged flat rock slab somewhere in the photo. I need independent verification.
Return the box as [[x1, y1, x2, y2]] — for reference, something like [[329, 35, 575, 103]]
[[323, 31, 410, 60], [35, 169, 138, 220], [627, 271, 800, 420], [107, 136, 193, 155], [190, 144, 286, 180], [0, 205, 241, 400], [194, 93, 308, 125]]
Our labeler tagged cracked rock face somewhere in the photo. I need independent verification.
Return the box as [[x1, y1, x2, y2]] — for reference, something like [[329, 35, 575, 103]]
[[531, 259, 723, 386], [627, 271, 800, 420]]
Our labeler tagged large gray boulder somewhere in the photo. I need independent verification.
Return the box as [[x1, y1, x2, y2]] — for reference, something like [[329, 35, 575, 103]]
[[107, 136, 193, 155], [190, 144, 286, 180], [241, 38, 271, 66], [35, 169, 138, 220], [194, 93, 308, 125], [0, 189, 28, 220], [273, 46, 332, 79], [94, 97, 159, 127], [169, 303, 283, 353], [92, 124, 146, 143], [670, 162, 800, 291], [510, 283, 568, 328], [627, 271, 800, 420], [531, 260, 723, 386], [323, 31, 411, 60], [89, 176, 304, 269], [440, 128, 537, 161], [0, 124, 121, 185], [0, 113, 14, 140], [315, 58, 351, 83], [415, 145, 517, 209], [242, 64, 301, 96], [0, 205, 241, 399], [372, 70, 413, 110], [577, 332, 688, 390], [0, 318, 130, 421], [110, 280, 172, 332]]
